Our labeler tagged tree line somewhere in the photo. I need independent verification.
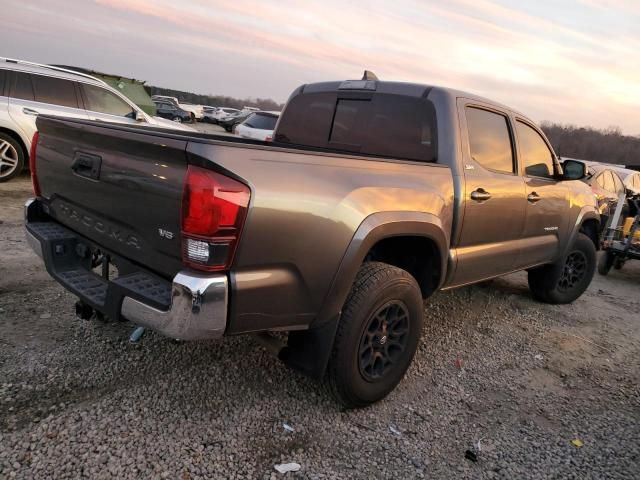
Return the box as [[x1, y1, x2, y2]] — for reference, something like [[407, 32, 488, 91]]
[[540, 122, 640, 166], [144, 85, 283, 112]]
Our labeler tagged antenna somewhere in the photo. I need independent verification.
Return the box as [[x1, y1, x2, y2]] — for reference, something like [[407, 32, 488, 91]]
[[362, 70, 379, 81]]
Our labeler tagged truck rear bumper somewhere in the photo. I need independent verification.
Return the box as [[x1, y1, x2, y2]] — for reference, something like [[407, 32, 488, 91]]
[[25, 198, 228, 340]]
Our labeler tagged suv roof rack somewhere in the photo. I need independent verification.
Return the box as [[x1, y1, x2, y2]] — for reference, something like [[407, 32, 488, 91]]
[[0, 57, 109, 87]]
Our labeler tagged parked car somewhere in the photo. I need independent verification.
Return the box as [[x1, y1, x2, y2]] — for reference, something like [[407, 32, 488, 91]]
[[234, 111, 280, 140], [218, 110, 252, 132], [26, 77, 599, 408], [151, 95, 203, 121], [566, 159, 627, 231], [0, 57, 193, 182], [203, 107, 240, 124], [153, 100, 192, 123], [611, 166, 640, 195]]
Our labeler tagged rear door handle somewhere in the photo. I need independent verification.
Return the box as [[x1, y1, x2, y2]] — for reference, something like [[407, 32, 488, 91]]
[[22, 107, 39, 116], [470, 189, 491, 201], [527, 192, 542, 203]]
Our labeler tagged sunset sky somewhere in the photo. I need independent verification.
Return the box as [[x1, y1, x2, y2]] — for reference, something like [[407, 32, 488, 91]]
[[3, 0, 639, 134]]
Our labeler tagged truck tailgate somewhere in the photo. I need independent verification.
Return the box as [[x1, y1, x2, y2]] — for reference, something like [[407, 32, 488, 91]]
[[35, 117, 188, 278]]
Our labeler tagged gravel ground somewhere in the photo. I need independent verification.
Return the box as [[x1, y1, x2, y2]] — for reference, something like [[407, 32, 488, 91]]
[[1, 175, 639, 479]]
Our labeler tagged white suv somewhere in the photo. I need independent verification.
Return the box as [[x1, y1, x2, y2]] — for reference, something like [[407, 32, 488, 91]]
[[0, 58, 193, 182]]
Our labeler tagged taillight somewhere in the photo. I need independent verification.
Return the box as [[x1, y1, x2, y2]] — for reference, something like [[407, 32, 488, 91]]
[[181, 165, 250, 272], [29, 131, 40, 196], [264, 135, 273, 142]]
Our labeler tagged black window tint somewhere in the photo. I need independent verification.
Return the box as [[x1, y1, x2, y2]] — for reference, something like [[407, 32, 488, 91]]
[[82, 84, 133, 116], [330, 99, 367, 147], [244, 113, 278, 130], [0, 69, 6, 96], [275, 92, 337, 147], [465, 107, 514, 173], [31, 74, 78, 108], [516, 121, 555, 178], [360, 95, 436, 161], [12, 72, 34, 101]]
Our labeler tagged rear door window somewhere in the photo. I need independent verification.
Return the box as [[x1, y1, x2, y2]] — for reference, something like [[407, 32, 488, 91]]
[[81, 84, 134, 117], [31, 74, 79, 108], [465, 107, 514, 174], [11, 71, 35, 101]]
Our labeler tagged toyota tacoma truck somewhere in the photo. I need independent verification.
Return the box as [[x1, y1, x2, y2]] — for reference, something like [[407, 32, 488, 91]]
[[25, 78, 599, 408]]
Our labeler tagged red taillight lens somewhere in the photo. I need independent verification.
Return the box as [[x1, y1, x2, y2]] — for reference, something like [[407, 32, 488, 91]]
[[181, 165, 250, 271], [29, 131, 40, 196]]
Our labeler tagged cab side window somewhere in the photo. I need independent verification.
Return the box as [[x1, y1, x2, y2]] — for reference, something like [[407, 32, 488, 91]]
[[516, 121, 555, 179], [465, 107, 514, 174]]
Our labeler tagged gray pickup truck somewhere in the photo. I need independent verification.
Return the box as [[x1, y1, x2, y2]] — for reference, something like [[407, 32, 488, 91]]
[[25, 78, 599, 407]]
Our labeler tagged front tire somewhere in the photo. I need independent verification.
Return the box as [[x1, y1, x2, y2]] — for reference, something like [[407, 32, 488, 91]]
[[0, 133, 26, 183], [528, 233, 596, 304], [172, 116, 183, 123], [326, 262, 424, 409]]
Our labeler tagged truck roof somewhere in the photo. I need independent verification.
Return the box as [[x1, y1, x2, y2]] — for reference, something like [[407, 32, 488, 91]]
[[298, 80, 530, 122]]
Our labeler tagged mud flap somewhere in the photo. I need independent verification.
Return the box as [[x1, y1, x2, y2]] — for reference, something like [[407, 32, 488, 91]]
[[279, 314, 340, 380]]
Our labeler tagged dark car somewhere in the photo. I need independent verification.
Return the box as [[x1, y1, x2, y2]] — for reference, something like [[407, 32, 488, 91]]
[[218, 110, 252, 132], [153, 101, 192, 123], [576, 160, 627, 231]]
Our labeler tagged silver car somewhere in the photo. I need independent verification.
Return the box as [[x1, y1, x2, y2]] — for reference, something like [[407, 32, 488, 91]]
[[0, 57, 193, 182]]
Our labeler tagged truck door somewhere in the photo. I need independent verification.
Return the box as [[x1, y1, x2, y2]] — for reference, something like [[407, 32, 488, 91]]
[[448, 101, 527, 287], [513, 119, 569, 267]]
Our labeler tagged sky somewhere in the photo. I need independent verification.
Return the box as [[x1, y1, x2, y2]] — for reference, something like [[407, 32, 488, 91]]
[[2, 0, 640, 134]]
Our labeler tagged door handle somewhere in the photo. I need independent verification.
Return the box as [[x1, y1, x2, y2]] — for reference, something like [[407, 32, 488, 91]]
[[71, 152, 102, 180], [22, 107, 39, 116], [470, 189, 491, 202], [527, 192, 542, 203]]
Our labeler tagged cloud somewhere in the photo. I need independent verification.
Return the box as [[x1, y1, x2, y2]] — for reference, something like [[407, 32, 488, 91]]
[[2, 0, 639, 133]]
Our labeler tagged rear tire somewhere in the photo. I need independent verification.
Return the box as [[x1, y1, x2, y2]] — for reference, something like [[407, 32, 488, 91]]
[[0, 133, 26, 183], [528, 233, 596, 304], [326, 262, 424, 409]]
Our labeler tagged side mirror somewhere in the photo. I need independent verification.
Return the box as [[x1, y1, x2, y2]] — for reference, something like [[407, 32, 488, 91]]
[[134, 110, 147, 122], [560, 159, 586, 180]]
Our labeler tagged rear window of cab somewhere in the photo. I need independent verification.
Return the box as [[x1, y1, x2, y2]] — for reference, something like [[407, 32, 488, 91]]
[[275, 92, 437, 162]]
